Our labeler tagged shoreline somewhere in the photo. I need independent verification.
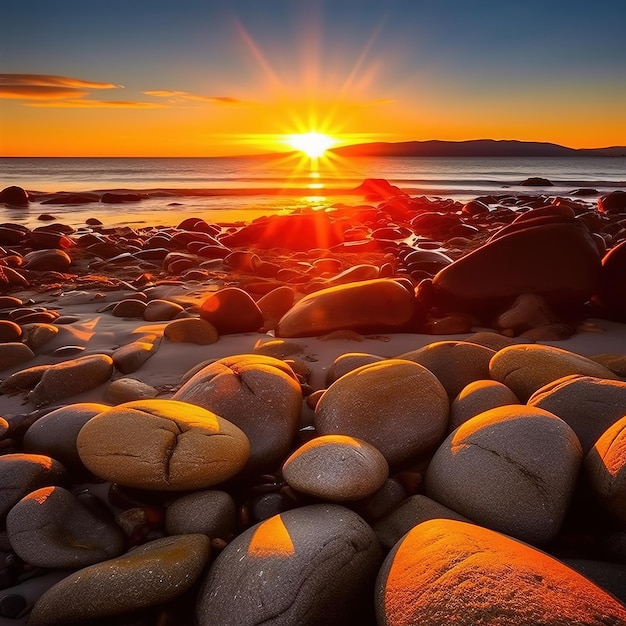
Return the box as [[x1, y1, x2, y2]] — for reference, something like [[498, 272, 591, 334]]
[[2, 181, 626, 622]]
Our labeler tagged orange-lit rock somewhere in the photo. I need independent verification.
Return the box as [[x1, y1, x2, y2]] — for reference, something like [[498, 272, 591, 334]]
[[199, 287, 263, 334], [276, 279, 416, 337], [376, 519, 626, 626], [77, 399, 250, 490]]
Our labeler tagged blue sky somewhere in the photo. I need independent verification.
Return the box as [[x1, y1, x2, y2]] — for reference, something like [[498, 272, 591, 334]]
[[2, 0, 625, 155]]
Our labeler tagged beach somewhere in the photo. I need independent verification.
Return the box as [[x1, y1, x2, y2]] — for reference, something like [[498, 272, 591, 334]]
[[2, 178, 626, 624]]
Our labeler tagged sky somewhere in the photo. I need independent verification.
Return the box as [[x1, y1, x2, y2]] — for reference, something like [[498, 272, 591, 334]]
[[1, 0, 625, 156]]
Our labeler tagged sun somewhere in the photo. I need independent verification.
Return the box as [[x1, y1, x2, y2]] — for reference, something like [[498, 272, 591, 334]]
[[285, 132, 338, 159]]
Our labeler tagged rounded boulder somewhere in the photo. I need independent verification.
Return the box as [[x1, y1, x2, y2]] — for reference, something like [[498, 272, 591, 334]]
[[77, 399, 250, 490], [276, 279, 416, 337], [425, 405, 582, 545], [196, 504, 382, 625], [376, 519, 626, 626], [282, 435, 388, 501], [199, 287, 263, 334], [315, 359, 449, 467], [489, 343, 618, 402], [173, 354, 302, 472]]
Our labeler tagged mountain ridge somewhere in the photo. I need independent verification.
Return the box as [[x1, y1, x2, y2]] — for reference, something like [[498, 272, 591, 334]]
[[329, 139, 626, 158]]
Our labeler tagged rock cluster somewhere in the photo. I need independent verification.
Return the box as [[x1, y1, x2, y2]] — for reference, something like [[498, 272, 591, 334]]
[[2, 182, 626, 622]]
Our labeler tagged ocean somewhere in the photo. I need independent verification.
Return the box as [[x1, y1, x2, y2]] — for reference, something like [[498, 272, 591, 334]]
[[1, 155, 625, 229]]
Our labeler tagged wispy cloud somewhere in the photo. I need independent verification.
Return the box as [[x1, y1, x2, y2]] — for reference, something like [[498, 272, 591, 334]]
[[25, 100, 165, 109], [0, 74, 122, 100], [143, 90, 249, 105]]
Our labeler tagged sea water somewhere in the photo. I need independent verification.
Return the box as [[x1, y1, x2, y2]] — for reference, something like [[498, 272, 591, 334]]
[[1, 155, 624, 229]]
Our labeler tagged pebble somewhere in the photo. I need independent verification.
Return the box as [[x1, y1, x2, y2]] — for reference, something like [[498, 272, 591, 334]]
[[6, 485, 125, 568], [0, 342, 34, 371], [489, 343, 619, 401], [20, 323, 59, 351], [165, 489, 236, 537], [0, 453, 68, 519], [164, 317, 219, 344], [376, 518, 626, 626], [449, 379, 520, 430], [195, 504, 382, 625], [28, 534, 211, 626], [111, 340, 157, 374], [103, 377, 158, 403], [585, 414, 626, 524], [276, 278, 416, 337], [528, 375, 626, 454], [29, 354, 114, 406], [77, 399, 250, 490], [282, 434, 389, 501], [143, 298, 184, 321], [199, 287, 264, 334], [0, 320, 22, 342], [325, 352, 386, 385], [315, 359, 449, 467], [425, 404, 582, 545], [397, 340, 496, 398], [173, 354, 302, 472], [23, 402, 109, 470]]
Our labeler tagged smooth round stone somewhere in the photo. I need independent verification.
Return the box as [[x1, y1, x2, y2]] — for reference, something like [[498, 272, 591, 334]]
[[21, 323, 59, 351], [111, 298, 147, 318], [397, 340, 496, 398], [276, 278, 416, 338], [598, 239, 626, 320], [563, 559, 626, 604], [196, 504, 382, 626], [6, 486, 125, 568], [29, 354, 114, 406], [252, 338, 305, 359], [450, 379, 520, 431], [143, 299, 184, 321], [165, 490, 236, 537], [376, 519, 626, 626], [598, 190, 626, 214], [0, 342, 35, 371], [23, 402, 109, 469], [29, 534, 211, 626], [315, 359, 449, 467], [256, 285, 296, 330], [0, 320, 22, 342], [0, 185, 29, 205], [528, 375, 626, 454], [586, 415, 626, 524], [432, 221, 601, 314], [464, 330, 519, 351], [77, 399, 250, 490], [282, 435, 389, 501], [0, 453, 67, 519], [111, 340, 156, 374], [325, 352, 386, 385], [199, 287, 263, 334], [425, 405, 582, 545], [164, 317, 219, 344], [373, 494, 470, 549], [104, 378, 158, 403], [489, 344, 619, 402], [326, 263, 380, 286], [22, 249, 72, 271], [173, 355, 302, 472], [0, 362, 48, 393]]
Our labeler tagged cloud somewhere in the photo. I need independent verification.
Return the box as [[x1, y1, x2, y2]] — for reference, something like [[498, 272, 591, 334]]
[[143, 90, 248, 105], [25, 100, 165, 109], [0, 74, 122, 89]]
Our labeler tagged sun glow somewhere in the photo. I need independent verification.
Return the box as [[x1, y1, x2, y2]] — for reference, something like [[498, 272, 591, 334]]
[[285, 131, 338, 159]]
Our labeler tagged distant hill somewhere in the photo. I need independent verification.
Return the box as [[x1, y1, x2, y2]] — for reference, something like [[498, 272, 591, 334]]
[[330, 139, 626, 158]]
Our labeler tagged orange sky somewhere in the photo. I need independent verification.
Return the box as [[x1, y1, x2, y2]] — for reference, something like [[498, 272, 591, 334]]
[[2, 2, 625, 157]]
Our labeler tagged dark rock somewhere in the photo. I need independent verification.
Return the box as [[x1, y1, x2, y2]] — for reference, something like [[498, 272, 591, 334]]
[[432, 221, 601, 317], [599, 190, 626, 214], [519, 177, 553, 186], [196, 504, 382, 626], [0, 186, 29, 206]]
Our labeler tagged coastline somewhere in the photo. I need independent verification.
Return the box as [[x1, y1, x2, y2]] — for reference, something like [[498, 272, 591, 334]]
[[2, 180, 626, 623]]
